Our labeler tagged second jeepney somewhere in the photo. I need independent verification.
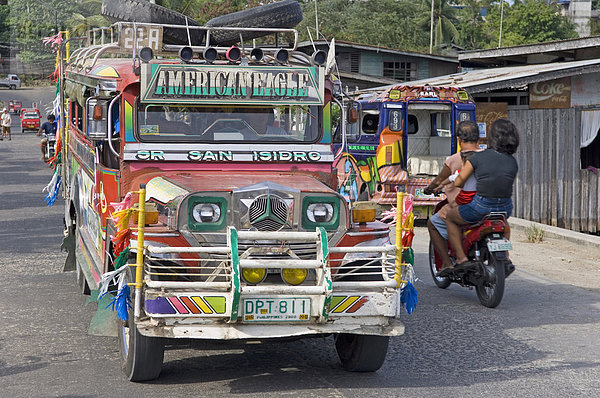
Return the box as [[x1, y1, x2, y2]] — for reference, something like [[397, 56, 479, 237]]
[[60, 21, 406, 381]]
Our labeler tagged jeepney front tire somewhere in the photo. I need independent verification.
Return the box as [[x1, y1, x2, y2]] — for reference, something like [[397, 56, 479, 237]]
[[119, 268, 165, 382], [335, 334, 389, 372]]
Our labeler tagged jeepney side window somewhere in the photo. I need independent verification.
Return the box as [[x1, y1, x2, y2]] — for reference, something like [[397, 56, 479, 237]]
[[407, 114, 419, 134], [69, 102, 75, 127], [431, 112, 451, 137], [361, 112, 379, 134], [70, 101, 84, 132]]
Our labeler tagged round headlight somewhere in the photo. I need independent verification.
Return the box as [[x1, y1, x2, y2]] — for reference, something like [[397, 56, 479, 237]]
[[242, 268, 267, 284], [192, 203, 221, 223], [281, 268, 308, 285], [306, 203, 334, 223]]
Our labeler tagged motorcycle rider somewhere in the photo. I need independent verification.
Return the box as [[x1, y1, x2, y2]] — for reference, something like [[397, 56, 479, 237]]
[[37, 114, 57, 160], [443, 119, 519, 274], [424, 120, 481, 272]]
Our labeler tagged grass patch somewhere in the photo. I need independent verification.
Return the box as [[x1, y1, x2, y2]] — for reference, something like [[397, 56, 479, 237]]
[[525, 224, 545, 243]]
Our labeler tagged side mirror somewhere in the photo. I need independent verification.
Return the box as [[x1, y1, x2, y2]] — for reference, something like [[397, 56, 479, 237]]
[[347, 106, 358, 124], [86, 97, 108, 140]]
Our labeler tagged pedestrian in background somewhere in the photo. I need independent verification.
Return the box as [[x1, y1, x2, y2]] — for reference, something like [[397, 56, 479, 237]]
[[1, 108, 11, 141]]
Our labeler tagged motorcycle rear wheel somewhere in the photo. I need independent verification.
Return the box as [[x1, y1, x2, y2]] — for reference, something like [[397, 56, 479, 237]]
[[475, 250, 506, 308], [428, 241, 451, 289]]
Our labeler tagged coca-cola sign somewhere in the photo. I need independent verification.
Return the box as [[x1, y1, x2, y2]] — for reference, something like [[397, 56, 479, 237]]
[[529, 77, 571, 109]]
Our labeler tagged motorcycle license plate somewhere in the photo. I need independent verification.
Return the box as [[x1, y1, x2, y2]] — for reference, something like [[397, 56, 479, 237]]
[[414, 188, 436, 200], [487, 239, 512, 252], [242, 298, 310, 322]]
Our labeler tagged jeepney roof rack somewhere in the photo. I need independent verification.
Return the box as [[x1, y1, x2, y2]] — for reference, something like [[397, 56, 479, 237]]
[[68, 21, 324, 73]]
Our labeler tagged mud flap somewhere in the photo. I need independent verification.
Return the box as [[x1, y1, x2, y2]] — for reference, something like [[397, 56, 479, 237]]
[[61, 228, 76, 272], [86, 290, 119, 337]]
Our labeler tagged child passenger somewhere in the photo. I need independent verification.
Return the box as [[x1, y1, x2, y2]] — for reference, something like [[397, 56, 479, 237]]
[[442, 150, 477, 206]]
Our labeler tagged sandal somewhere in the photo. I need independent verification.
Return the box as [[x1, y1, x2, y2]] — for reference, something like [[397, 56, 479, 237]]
[[437, 267, 454, 277]]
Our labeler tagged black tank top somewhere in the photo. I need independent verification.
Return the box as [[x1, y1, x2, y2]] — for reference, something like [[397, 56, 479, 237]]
[[468, 149, 518, 198]]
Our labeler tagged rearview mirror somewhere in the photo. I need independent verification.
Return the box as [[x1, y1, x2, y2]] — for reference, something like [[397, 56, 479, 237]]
[[347, 105, 358, 124]]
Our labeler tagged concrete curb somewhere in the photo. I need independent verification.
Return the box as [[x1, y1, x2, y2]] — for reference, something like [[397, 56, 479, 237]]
[[509, 217, 600, 247]]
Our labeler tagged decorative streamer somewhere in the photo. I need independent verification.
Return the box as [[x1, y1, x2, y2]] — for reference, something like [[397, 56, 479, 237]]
[[398, 193, 417, 314], [42, 164, 62, 207], [113, 247, 131, 270], [109, 192, 136, 257], [42, 33, 63, 81], [99, 268, 132, 322], [110, 192, 133, 212]]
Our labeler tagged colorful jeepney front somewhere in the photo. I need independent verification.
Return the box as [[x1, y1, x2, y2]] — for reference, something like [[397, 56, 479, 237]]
[[111, 62, 404, 340], [59, 22, 407, 381], [335, 85, 476, 218]]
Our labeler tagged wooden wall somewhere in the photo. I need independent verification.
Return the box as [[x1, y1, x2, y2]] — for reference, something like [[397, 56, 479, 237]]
[[509, 108, 599, 233]]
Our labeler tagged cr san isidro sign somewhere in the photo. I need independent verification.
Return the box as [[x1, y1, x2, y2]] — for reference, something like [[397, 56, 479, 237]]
[[140, 64, 325, 105]]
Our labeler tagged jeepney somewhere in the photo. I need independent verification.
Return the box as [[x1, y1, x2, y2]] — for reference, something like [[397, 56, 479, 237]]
[[58, 21, 407, 381], [334, 85, 476, 218]]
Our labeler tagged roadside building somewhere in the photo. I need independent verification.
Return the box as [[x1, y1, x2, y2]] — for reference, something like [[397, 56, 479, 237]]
[[297, 40, 458, 91]]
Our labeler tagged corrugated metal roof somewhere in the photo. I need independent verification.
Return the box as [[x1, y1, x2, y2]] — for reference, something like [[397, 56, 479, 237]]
[[459, 36, 600, 62], [354, 58, 600, 94], [296, 40, 458, 64]]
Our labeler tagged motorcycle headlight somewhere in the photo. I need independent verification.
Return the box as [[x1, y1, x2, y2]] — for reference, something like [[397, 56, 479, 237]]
[[188, 197, 227, 231], [302, 196, 340, 230]]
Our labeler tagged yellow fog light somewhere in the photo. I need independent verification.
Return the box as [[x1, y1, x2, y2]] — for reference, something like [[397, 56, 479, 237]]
[[242, 268, 267, 284], [281, 268, 308, 285]]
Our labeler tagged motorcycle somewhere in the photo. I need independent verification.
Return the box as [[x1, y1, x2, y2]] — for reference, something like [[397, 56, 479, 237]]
[[429, 200, 515, 308], [44, 134, 56, 161]]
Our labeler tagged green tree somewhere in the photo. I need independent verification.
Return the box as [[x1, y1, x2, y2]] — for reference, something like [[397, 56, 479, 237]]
[[486, 0, 577, 47], [298, 0, 431, 52], [68, 0, 109, 36], [455, 0, 494, 50], [431, 0, 460, 49]]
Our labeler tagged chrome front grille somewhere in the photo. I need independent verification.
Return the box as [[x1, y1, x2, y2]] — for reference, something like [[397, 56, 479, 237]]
[[202, 240, 317, 260], [237, 241, 317, 260], [248, 194, 289, 231]]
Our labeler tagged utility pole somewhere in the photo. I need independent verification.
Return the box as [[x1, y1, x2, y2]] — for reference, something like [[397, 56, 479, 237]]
[[498, 0, 504, 48], [315, 0, 319, 39], [429, 0, 434, 54]]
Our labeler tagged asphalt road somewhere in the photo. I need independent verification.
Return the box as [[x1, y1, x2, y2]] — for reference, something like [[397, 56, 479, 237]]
[[1, 87, 599, 397]]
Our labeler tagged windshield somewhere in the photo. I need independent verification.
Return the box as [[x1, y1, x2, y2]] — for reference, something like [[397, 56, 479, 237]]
[[137, 104, 320, 143], [23, 112, 38, 119]]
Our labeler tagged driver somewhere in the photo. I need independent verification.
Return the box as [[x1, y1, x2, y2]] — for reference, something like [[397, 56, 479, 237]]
[[37, 114, 57, 160], [243, 108, 286, 136], [424, 120, 481, 273]]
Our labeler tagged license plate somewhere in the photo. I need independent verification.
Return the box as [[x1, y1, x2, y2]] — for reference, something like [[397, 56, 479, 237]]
[[487, 239, 513, 252], [243, 298, 310, 322]]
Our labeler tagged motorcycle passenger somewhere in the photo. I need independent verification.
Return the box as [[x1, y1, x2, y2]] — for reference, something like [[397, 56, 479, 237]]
[[443, 119, 520, 273], [424, 120, 481, 272], [37, 114, 57, 160]]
